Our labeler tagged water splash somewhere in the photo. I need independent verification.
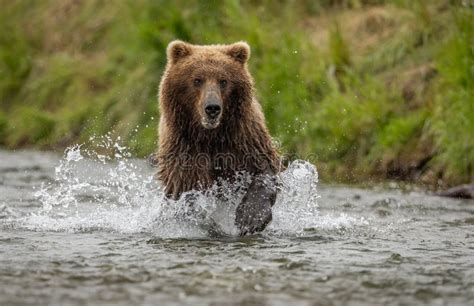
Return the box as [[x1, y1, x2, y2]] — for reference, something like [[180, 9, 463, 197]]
[[8, 138, 369, 238]]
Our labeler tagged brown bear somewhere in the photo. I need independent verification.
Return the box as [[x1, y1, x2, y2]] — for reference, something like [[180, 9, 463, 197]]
[[154, 40, 283, 235]]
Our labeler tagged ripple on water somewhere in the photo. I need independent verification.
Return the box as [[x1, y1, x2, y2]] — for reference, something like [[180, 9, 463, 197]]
[[1, 146, 473, 305]]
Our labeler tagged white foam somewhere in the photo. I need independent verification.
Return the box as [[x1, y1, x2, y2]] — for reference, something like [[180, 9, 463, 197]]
[[9, 141, 369, 238]]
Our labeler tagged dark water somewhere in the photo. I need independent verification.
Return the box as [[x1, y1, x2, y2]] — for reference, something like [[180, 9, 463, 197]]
[[0, 149, 473, 306]]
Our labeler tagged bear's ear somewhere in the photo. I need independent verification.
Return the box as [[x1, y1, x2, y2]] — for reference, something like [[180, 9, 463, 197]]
[[167, 40, 192, 64], [224, 42, 250, 64]]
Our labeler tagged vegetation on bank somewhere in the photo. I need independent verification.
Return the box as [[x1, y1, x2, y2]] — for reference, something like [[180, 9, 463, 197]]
[[0, 0, 472, 186]]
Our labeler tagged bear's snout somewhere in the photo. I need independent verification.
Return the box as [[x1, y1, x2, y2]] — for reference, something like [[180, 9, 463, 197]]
[[201, 84, 223, 129]]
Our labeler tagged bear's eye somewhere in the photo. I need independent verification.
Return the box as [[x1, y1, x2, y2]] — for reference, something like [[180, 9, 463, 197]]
[[194, 78, 202, 87], [219, 80, 227, 88]]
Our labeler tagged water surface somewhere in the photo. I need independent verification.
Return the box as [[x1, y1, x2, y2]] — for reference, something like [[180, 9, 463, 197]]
[[1, 149, 473, 305]]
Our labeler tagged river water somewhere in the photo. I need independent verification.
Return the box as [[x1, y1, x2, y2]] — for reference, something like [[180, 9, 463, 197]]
[[0, 148, 473, 306]]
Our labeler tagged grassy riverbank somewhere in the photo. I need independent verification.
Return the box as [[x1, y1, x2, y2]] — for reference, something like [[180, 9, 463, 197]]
[[0, 0, 472, 186]]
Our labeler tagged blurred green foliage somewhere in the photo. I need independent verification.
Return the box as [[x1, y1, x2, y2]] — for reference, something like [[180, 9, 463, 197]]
[[432, 10, 474, 184], [0, 0, 472, 185]]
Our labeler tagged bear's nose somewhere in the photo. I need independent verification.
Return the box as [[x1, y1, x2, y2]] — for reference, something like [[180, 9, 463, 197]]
[[205, 104, 221, 119]]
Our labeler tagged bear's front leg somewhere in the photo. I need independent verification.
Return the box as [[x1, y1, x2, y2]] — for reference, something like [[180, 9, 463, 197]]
[[235, 174, 277, 236]]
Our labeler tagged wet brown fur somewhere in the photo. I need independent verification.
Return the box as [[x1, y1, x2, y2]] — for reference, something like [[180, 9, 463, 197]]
[[155, 41, 281, 200]]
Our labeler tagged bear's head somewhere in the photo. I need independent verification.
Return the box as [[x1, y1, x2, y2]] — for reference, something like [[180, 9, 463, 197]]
[[160, 40, 253, 130]]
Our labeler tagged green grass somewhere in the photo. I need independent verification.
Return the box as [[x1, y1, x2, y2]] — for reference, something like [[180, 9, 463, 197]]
[[0, 0, 472, 186], [431, 9, 474, 184]]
